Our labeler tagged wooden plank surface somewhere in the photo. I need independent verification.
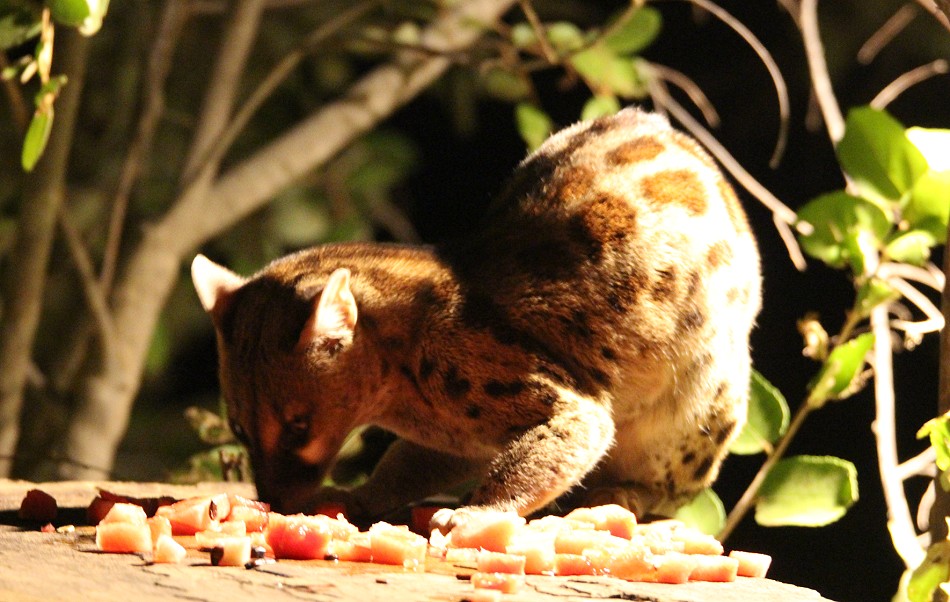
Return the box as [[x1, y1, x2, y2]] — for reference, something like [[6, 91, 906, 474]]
[[0, 480, 835, 602]]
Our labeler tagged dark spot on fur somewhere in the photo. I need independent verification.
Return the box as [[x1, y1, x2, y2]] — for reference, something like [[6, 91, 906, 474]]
[[693, 456, 714, 481], [714, 382, 727, 401], [444, 366, 471, 398], [715, 420, 738, 445], [465, 405, 482, 419], [591, 368, 611, 387], [680, 309, 706, 332], [682, 451, 697, 465], [601, 346, 617, 361], [484, 380, 527, 397], [651, 267, 678, 300], [419, 356, 435, 380], [686, 270, 701, 299], [706, 240, 733, 270]]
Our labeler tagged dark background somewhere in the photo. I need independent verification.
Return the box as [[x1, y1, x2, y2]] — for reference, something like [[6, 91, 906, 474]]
[[116, 2, 950, 601]]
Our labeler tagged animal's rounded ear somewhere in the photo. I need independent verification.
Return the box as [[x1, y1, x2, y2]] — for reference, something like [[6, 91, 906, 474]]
[[191, 254, 245, 319], [297, 268, 358, 352]]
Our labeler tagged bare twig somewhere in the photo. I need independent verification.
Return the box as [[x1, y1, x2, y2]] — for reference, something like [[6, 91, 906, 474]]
[[645, 69, 808, 270], [647, 63, 720, 128], [180, 0, 267, 185], [0, 53, 30, 136], [871, 59, 949, 109], [658, 0, 790, 167], [878, 261, 945, 291], [102, 0, 189, 290], [898, 447, 937, 481], [800, 0, 845, 145], [913, 0, 950, 32], [518, 0, 558, 63], [858, 4, 918, 65], [871, 303, 926, 568], [189, 0, 381, 183], [57, 212, 118, 373]]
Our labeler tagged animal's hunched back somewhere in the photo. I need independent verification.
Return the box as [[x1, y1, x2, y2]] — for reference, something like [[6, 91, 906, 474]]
[[192, 107, 761, 531]]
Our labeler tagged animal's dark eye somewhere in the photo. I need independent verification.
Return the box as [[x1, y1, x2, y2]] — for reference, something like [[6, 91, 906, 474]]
[[229, 419, 249, 445], [280, 415, 311, 450]]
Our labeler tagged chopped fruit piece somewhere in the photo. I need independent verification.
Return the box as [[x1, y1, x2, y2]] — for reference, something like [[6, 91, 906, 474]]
[[369, 522, 428, 568], [554, 528, 630, 555], [564, 504, 637, 539], [266, 515, 335, 560], [155, 494, 230, 535], [689, 554, 739, 582], [470, 571, 524, 593], [651, 552, 699, 584], [100, 502, 148, 525], [553, 553, 597, 576], [477, 550, 526, 574], [18, 489, 57, 523], [147, 516, 172, 546], [153, 534, 187, 564], [506, 531, 556, 574], [605, 546, 654, 581], [226, 505, 268, 532], [96, 521, 153, 553], [209, 536, 252, 567], [448, 511, 526, 552], [729, 550, 772, 578], [330, 533, 373, 563]]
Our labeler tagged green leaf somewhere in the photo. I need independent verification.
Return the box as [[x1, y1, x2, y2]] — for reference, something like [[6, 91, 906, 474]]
[[603, 6, 662, 56], [907, 541, 950, 602], [884, 229, 937, 266], [545, 21, 585, 54], [906, 127, 950, 172], [510, 22, 537, 49], [0, 9, 42, 50], [796, 191, 891, 270], [580, 95, 620, 122], [481, 67, 531, 103], [21, 107, 53, 171], [569, 44, 643, 98], [755, 455, 859, 527], [837, 107, 928, 204], [47, 0, 93, 28], [807, 332, 874, 408], [904, 169, 950, 243], [918, 411, 950, 472], [674, 488, 725, 536], [855, 277, 900, 318], [731, 370, 790, 455], [515, 102, 553, 151]]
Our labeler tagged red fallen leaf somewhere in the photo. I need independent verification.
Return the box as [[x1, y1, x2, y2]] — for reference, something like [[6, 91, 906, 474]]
[[19, 489, 57, 523], [87, 489, 177, 525]]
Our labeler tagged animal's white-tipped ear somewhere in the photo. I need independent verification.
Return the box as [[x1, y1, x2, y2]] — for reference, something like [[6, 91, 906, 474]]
[[298, 268, 358, 351], [191, 254, 245, 314]]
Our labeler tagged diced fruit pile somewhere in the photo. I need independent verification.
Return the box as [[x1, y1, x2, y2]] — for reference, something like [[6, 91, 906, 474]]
[[25, 489, 771, 596]]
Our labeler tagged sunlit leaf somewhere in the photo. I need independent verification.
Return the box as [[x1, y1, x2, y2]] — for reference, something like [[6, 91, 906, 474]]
[[907, 540, 950, 602], [510, 22, 537, 49], [603, 6, 662, 56], [515, 102, 553, 151], [731, 369, 789, 455], [904, 169, 950, 243], [21, 107, 53, 171], [569, 44, 642, 98], [755, 455, 859, 527], [884, 229, 937, 266], [918, 411, 950, 472], [0, 9, 42, 50], [580, 95, 620, 121], [807, 332, 874, 408], [674, 488, 725, 536], [796, 191, 891, 270], [837, 107, 928, 204], [906, 127, 950, 172], [47, 0, 93, 28]]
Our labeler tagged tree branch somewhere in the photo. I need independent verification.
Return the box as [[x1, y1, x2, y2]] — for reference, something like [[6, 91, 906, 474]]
[[800, 0, 845, 145], [0, 29, 91, 478], [58, 0, 519, 479]]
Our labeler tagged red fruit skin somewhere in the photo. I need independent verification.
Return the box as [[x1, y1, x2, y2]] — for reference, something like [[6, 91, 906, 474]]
[[19, 489, 58, 523]]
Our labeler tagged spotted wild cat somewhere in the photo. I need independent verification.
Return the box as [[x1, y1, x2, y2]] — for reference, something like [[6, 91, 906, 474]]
[[191, 107, 761, 531]]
